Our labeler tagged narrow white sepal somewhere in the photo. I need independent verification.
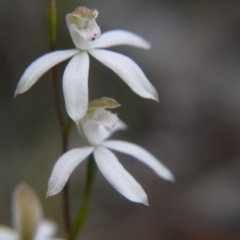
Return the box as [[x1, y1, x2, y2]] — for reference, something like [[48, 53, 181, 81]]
[[47, 147, 93, 197], [94, 147, 149, 205], [89, 49, 159, 101], [63, 52, 90, 123], [88, 30, 151, 49], [15, 49, 79, 96], [0, 226, 18, 240], [102, 140, 175, 182]]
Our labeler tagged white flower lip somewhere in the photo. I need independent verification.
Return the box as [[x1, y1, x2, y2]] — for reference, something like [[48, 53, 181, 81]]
[[15, 6, 158, 123], [80, 108, 120, 145], [66, 7, 101, 44], [47, 105, 174, 205]]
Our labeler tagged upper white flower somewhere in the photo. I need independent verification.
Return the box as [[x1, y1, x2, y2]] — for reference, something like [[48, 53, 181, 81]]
[[0, 183, 65, 240], [15, 6, 159, 124], [47, 98, 174, 206]]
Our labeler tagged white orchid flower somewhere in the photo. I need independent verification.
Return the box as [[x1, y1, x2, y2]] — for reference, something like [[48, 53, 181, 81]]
[[15, 6, 158, 123], [47, 98, 174, 206], [0, 183, 65, 240]]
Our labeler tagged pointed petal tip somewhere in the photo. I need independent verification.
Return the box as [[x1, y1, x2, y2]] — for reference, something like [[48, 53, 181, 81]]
[[152, 91, 159, 102], [144, 42, 151, 50], [45, 191, 50, 199], [164, 171, 175, 182], [45, 189, 53, 198], [142, 198, 149, 207], [138, 41, 151, 50], [68, 112, 86, 125], [169, 174, 176, 183], [68, 112, 84, 125], [46, 189, 55, 199], [14, 88, 22, 98], [133, 193, 149, 206], [46, 184, 59, 198], [153, 96, 159, 103], [46, 182, 63, 198]]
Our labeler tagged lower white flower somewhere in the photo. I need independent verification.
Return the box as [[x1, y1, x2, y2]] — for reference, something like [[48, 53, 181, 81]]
[[47, 98, 174, 206], [0, 183, 65, 240]]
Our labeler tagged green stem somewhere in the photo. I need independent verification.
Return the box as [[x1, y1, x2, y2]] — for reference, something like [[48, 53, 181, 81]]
[[48, 0, 72, 234], [48, 0, 57, 44], [69, 155, 97, 240]]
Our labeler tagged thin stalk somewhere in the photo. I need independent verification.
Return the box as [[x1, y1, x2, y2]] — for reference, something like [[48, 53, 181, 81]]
[[48, 0, 71, 234], [61, 118, 73, 233], [69, 155, 97, 240]]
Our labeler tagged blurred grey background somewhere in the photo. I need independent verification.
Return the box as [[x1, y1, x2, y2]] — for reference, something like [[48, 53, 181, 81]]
[[1, 0, 240, 239]]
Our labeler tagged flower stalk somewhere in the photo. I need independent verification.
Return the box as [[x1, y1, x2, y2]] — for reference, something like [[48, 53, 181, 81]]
[[48, 0, 57, 44], [48, 0, 71, 234], [69, 154, 97, 240]]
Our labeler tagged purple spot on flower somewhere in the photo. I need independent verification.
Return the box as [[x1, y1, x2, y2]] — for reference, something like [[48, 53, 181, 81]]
[[91, 37, 96, 41]]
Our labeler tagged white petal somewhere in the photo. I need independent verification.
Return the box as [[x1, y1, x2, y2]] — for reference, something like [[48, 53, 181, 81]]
[[102, 140, 174, 181], [89, 49, 158, 101], [0, 226, 18, 240], [34, 220, 56, 240], [94, 147, 148, 205], [12, 183, 43, 240], [63, 52, 90, 123], [89, 30, 151, 49], [15, 50, 79, 96], [47, 147, 93, 197]]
